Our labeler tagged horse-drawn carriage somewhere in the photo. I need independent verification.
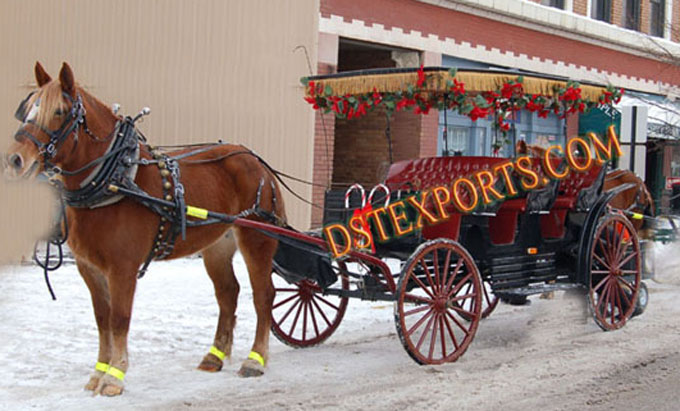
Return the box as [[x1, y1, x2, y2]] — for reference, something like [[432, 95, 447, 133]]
[[269, 67, 647, 364], [8, 63, 652, 395]]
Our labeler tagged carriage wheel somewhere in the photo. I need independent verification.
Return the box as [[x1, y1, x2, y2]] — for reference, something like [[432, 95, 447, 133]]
[[271, 267, 349, 348], [588, 214, 641, 331], [395, 239, 482, 365]]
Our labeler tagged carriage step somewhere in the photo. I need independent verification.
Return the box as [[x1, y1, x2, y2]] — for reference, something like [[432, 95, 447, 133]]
[[496, 283, 583, 297]]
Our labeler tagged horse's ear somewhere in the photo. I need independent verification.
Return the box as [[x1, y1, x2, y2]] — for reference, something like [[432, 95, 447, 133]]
[[34, 62, 51, 87], [59, 62, 75, 96]]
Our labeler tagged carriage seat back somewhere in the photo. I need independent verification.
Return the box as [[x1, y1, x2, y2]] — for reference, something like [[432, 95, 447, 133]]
[[540, 162, 605, 239], [384, 156, 510, 242]]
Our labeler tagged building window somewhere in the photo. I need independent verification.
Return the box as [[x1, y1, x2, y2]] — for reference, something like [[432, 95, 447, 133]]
[[623, 0, 641, 30], [591, 0, 611, 22], [650, 0, 665, 37], [541, 0, 565, 9]]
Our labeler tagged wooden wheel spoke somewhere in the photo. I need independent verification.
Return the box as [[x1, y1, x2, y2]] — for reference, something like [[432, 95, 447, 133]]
[[592, 275, 609, 293], [449, 292, 477, 303], [419, 258, 437, 293], [415, 312, 437, 351], [273, 293, 300, 310], [315, 294, 340, 311], [596, 280, 612, 315], [592, 270, 611, 275], [616, 281, 632, 309], [307, 300, 321, 338], [595, 238, 611, 268], [410, 272, 437, 299], [403, 292, 433, 305], [406, 307, 434, 336], [302, 301, 309, 340], [609, 283, 617, 324], [616, 251, 638, 270], [442, 312, 459, 350], [310, 297, 333, 328], [446, 273, 473, 299], [614, 229, 630, 264], [432, 249, 442, 293], [404, 304, 433, 317], [612, 224, 623, 264], [446, 311, 471, 337], [593, 253, 612, 271], [428, 313, 439, 361], [277, 298, 301, 325], [441, 249, 452, 293], [615, 276, 637, 294], [445, 258, 464, 292], [597, 238, 612, 268], [482, 283, 493, 305], [449, 304, 476, 318], [288, 299, 304, 336], [439, 315, 448, 358]]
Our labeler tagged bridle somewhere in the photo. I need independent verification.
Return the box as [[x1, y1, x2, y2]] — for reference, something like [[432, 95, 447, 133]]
[[13, 90, 87, 175]]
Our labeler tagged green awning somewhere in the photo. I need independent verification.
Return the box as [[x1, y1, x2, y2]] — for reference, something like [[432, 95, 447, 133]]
[[578, 105, 620, 137]]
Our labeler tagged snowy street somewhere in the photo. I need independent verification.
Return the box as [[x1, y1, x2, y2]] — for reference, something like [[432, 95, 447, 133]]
[[1, 243, 679, 410]]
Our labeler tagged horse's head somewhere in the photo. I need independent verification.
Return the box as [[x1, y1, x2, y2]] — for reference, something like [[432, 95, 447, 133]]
[[4, 62, 113, 181]]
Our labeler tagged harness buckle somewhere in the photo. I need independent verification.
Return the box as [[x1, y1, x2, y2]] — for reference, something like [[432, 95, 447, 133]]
[[44, 143, 57, 157], [174, 183, 185, 196]]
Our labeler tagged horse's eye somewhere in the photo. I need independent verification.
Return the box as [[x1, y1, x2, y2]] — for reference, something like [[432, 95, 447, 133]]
[[54, 109, 64, 116]]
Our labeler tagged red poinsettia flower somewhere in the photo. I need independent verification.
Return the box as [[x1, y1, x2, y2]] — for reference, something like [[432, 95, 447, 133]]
[[415, 103, 431, 115], [308, 81, 316, 96], [560, 86, 581, 102], [451, 79, 465, 95], [500, 82, 522, 99], [304, 96, 319, 109], [469, 105, 489, 121], [417, 64, 426, 87]]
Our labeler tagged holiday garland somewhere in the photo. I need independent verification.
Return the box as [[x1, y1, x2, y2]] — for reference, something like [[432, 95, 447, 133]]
[[302, 66, 624, 151]]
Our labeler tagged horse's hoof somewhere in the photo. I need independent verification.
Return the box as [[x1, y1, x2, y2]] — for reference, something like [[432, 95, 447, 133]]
[[197, 355, 223, 372], [84, 375, 101, 391], [238, 359, 265, 378], [100, 383, 124, 396], [94, 375, 124, 397]]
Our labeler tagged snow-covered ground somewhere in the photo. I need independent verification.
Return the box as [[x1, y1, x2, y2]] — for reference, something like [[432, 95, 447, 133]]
[[1, 243, 679, 410]]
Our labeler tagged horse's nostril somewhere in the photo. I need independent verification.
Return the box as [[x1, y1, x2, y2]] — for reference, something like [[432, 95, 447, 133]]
[[9, 154, 23, 170]]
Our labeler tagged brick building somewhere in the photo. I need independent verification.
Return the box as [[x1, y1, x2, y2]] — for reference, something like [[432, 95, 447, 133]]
[[310, 0, 680, 226]]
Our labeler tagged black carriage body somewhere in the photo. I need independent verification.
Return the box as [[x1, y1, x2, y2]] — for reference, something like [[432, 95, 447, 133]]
[[378, 155, 609, 298]]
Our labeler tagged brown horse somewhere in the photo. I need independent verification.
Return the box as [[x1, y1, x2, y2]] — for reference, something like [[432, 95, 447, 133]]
[[604, 168, 655, 235], [4, 62, 285, 396]]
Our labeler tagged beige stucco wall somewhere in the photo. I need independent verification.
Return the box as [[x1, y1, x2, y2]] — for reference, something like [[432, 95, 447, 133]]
[[0, 0, 318, 262]]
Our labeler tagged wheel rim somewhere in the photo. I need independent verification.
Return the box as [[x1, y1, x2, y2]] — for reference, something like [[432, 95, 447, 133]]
[[271, 268, 349, 347], [588, 214, 641, 331], [395, 240, 482, 365]]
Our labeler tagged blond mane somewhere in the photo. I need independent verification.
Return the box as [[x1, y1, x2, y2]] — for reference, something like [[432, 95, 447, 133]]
[[26, 81, 70, 128]]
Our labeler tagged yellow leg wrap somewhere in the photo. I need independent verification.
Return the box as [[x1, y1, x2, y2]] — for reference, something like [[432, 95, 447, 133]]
[[106, 366, 125, 382], [95, 362, 110, 373], [209, 345, 227, 361], [248, 351, 265, 367]]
